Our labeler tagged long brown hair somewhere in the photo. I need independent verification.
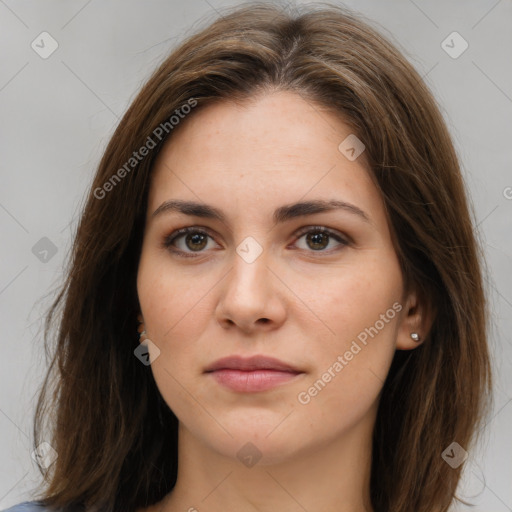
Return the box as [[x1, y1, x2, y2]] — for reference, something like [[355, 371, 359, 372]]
[[31, 2, 492, 511]]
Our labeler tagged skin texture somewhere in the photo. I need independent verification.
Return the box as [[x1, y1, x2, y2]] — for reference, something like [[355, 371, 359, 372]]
[[136, 90, 426, 512]]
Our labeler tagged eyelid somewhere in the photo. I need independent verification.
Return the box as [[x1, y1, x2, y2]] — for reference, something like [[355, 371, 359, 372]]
[[162, 224, 351, 256], [161, 226, 220, 253], [292, 225, 352, 245]]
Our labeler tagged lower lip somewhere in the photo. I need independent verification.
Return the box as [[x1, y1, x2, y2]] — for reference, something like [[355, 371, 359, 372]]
[[208, 369, 303, 392]]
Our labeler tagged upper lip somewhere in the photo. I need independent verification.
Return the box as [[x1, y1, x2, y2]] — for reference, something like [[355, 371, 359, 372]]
[[204, 355, 303, 373]]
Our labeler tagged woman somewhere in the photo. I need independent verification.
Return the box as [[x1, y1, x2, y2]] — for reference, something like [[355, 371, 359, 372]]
[[5, 2, 492, 511]]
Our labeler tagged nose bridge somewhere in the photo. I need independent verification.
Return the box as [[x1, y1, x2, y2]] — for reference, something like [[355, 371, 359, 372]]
[[230, 235, 270, 299], [216, 234, 285, 331]]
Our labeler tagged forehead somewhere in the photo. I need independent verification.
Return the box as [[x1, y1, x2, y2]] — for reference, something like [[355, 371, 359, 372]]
[[147, 91, 379, 219]]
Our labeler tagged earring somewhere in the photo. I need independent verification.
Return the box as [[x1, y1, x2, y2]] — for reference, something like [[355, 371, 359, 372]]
[[410, 332, 420, 342], [137, 313, 147, 342]]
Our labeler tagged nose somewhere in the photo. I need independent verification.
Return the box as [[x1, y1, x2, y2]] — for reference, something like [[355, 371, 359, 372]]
[[215, 247, 287, 334]]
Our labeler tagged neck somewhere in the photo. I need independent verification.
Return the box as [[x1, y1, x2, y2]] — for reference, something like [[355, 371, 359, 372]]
[[160, 407, 376, 512]]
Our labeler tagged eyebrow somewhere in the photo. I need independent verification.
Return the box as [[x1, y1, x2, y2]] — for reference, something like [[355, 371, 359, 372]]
[[152, 199, 372, 225]]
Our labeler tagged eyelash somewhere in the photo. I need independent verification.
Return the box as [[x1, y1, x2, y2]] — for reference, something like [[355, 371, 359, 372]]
[[161, 225, 350, 258]]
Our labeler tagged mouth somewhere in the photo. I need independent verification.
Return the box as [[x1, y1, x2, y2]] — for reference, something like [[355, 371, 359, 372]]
[[204, 354, 305, 393]]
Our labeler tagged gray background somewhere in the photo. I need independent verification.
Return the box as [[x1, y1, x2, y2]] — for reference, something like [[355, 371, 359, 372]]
[[0, 0, 511, 510]]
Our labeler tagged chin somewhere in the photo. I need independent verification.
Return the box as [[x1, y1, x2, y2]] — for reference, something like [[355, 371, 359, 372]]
[[193, 415, 309, 466], [212, 432, 306, 467]]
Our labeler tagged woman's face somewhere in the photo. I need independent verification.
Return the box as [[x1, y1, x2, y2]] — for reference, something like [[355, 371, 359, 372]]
[[137, 90, 414, 464]]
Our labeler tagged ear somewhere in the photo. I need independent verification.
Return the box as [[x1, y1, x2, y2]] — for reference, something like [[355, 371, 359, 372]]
[[137, 312, 147, 343], [396, 287, 435, 350]]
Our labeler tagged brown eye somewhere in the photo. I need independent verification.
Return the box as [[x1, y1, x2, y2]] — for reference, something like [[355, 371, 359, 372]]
[[305, 231, 329, 250], [183, 232, 208, 251], [294, 227, 349, 253], [163, 228, 218, 257], [163, 225, 349, 259]]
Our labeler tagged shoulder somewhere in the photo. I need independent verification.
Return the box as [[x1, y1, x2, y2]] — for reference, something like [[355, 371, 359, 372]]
[[2, 502, 49, 511]]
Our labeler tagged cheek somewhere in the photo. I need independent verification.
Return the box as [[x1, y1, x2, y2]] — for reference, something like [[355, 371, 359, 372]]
[[294, 279, 399, 438], [137, 249, 207, 339], [137, 256, 209, 423], [308, 250, 403, 340], [296, 251, 402, 402], [137, 251, 218, 405]]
